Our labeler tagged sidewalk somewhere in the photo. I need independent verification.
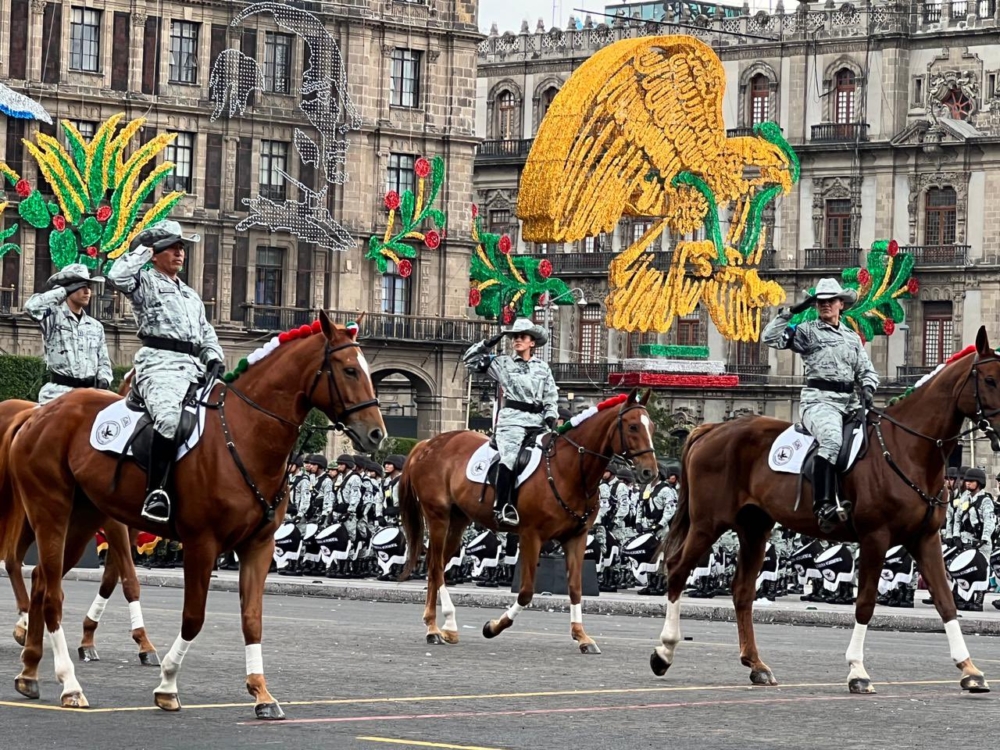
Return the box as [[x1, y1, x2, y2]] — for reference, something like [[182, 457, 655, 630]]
[[28, 565, 1000, 636]]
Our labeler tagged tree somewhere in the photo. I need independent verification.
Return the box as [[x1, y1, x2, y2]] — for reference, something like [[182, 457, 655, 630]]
[[645, 396, 683, 460], [294, 409, 330, 455], [372, 437, 419, 464]]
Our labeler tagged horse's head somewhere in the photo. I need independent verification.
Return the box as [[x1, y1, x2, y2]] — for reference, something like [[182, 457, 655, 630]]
[[610, 388, 659, 484], [309, 311, 386, 453], [961, 326, 1000, 452]]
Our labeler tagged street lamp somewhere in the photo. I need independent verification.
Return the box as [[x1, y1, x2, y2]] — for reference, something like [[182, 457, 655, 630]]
[[542, 287, 588, 362]]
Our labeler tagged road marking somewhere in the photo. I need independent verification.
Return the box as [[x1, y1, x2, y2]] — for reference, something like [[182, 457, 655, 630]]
[[357, 737, 507, 750]]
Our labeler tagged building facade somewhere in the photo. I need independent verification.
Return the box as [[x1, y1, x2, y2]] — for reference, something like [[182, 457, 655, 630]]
[[0, 0, 484, 443], [475, 1, 1000, 466]]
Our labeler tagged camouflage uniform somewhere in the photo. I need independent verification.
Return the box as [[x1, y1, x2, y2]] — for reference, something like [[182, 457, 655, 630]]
[[639, 480, 677, 539], [25, 279, 112, 405], [313, 472, 335, 521], [288, 469, 313, 521], [612, 475, 638, 543], [338, 469, 363, 541], [951, 487, 996, 557]]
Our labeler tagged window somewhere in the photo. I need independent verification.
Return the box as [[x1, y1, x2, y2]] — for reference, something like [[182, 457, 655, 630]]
[[488, 209, 511, 235], [579, 305, 602, 364], [264, 32, 292, 94], [532, 308, 551, 361], [825, 199, 852, 249], [923, 301, 954, 366], [259, 140, 288, 201], [941, 90, 973, 120], [254, 246, 284, 306], [69, 120, 97, 140], [734, 340, 762, 366], [70, 8, 101, 72], [924, 187, 957, 245], [169, 21, 199, 84], [497, 91, 516, 139], [913, 77, 924, 106], [382, 260, 410, 314], [677, 311, 703, 347], [164, 132, 194, 192], [582, 236, 596, 253], [386, 153, 415, 196], [834, 69, 856, 125], [632, 220, 652, 243], [749, 74, 769, 126], [626, 331, 657, 358], [390, 49, 421, 108], [539, 87, 558, 123]]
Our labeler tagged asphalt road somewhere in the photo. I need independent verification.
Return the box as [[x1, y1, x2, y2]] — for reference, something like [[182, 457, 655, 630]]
[[0, 581, 997, 750]]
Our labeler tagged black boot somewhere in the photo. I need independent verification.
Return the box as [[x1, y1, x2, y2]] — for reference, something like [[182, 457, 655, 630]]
[[493, 464, 519, 527], [141, 430, 175, 524], [811, 457, 839, 533]]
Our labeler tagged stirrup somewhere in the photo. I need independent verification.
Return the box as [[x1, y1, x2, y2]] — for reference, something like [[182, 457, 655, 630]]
[[814, 504, 839, 533], [141, 489, 171, 523], [495, 504, 519, 527]]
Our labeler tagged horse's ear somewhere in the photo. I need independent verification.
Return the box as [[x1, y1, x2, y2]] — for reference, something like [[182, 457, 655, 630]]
[[319, 310, 334, 339], [627, 387, 639, 403], [640, 388, 653, 406], [976, 326, 991, 355]]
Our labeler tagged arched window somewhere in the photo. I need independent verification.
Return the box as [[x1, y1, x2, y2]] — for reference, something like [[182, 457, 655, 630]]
[[497, 91, 516, 140], [941, 90, 973, 120], [924, 187, 957, 246], [539, 87, 558, 122], [749, 74, 770, 126], [834, 69, 856, 125]]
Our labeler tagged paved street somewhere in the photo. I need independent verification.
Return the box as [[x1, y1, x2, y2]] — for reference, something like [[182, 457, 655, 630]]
[[0, 581, 997, 750]]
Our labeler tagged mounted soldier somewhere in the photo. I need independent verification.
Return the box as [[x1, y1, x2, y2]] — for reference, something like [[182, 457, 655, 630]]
[[463, 318, 559, 527], [25, 263, 113, 405], [108, 219, 224, 524], [762, 278, 878, 532]]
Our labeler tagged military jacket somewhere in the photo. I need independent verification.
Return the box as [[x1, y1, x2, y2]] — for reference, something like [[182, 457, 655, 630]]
[[25, 287, 112, 384], [463, 340, 559, 427]]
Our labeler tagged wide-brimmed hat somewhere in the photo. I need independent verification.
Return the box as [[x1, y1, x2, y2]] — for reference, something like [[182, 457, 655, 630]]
[[47, 263, 104, 289], [809, 278, 857, 309], [503, 317, 548, 347], [132, 219, 201, 254], [965, 467, 987, 486]]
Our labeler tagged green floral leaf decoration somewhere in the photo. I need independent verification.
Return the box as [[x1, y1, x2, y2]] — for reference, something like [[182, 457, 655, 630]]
[[18, 191, 52, 229], [49, 230, 79, 267], [79, 215, 103, 247], [78, 252, 99, 270]]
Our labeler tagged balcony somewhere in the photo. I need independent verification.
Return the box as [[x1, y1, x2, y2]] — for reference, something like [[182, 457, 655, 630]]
[[726, 364, 770, 385], [804, 247, 861, 269], [810, 123, 870, 143], [89, 292, 131, 323], [0, 286, 14, 315], [899, 244, 969, 266], [726, 127, 756, 138], [475, 139, 533, 163], [896, 365, 936, 384], [241, 304, 318, 331], [548, 363, 623, 384], [922, 1, 942, 21], [542, 251, 674, 276], [331, 310, 497, 344]]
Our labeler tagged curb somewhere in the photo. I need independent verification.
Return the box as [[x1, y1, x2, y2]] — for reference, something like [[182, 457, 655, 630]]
[[51, 568, 1000, 636]]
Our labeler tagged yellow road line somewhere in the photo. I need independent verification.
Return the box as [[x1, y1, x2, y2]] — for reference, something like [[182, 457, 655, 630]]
[[357, 737, 507, 750]]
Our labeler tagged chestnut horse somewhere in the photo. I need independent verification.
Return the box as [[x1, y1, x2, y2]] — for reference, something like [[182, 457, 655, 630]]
[[399, 389, 658, 652], [0, 312, 385, 717], [652, 327, 998, 694]]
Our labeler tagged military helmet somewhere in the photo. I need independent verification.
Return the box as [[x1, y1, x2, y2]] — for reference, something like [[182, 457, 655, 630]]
[[959, 465, 972, 480], [288, 453, 304, 468], [965, 467, 987, 487], [305, 453, 327, 470], [614, 463, 635, 483], [384, 454, 405, 471], [336, 454, 355, 468], [945, 466, 959, 480]]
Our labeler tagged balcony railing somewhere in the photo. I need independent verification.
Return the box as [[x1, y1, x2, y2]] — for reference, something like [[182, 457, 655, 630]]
[[89, 292, 131, 323], [804, 247, 861, 268], [329, 310, 498, 344], [726, 127, 756, 138], [542, 251, 674, 276], [810, 123, 870, 143], [0, 286, 14, 315], [242, 304, 317, 331], [548, 363, 624, 383], [923, 1, 942, 21], [475, 139, 534, 160], [900, 244, 969, 266], [896, 365, 936, 384], [950, 0, 969, 16], [726, 364, 770, 384]]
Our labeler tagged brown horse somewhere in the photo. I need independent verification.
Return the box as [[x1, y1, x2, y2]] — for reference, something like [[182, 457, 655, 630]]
[[399, 389, 658, 652], [651, 326, 998, 694], [0, 311, 385, 717]]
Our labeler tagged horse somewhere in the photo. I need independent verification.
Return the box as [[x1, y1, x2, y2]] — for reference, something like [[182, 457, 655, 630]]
[[398, 389, 658, 652], [0, 311, 385, 717], [651, 326, 998, 694]]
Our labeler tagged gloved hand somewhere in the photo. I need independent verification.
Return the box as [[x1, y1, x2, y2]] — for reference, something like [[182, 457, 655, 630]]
[[96, 379, 110, 391], [545, 416, 558, 431], [861, 385, 875, 408], [205, 360, 225, 383], [63, 281, 89, 295], [789, 295, 814, 315], [485, 332, 506, 349]]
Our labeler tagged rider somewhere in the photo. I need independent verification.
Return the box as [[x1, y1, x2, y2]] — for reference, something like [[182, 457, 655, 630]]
[[462, 318, 559, 526], [762, 278, 878, 532], [108, 219, 224, 524], [25, 263, 113, 405]]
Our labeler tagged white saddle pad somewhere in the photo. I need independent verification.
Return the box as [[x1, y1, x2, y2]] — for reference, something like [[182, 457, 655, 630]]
[[89, 399, 206, 460], [767, 423, 865, 475], [465, 437, 543, 488]]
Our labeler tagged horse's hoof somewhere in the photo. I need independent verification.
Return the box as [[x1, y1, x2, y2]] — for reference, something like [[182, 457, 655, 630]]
[[961, 674, 991, 693], [441, 630, 460, 645], [78, 646, 100, 662], [138, 651, 160, 667], [14, 676, 40, 699], [154, 692, 182, 711], [426, 632, 445, 646], [482, 621, 498, 639], [750, 670, 779, 686], [848, 678, 875, 694], [254, 701, 286, 720], [650, 650, 670, 677], [13, 626, 26, 647], [61, 691, 89, 709], [579, 642, 602, 655]]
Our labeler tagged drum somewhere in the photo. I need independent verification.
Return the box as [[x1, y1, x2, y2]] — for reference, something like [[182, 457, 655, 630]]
[[814, 543, 855, 591], [316, 523, 349, 567], [622, 532, 661, 585], [371, 527, 407, 577], [273, 522, 301, 569], [948, 548, 989, 602], [755, 542, 778, 591], [878, 544, 915, 595]]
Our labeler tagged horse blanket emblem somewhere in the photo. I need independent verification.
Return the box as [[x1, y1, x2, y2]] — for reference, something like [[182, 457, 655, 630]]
[[89, 399, 205, 460], [465, 439, 543, 487]]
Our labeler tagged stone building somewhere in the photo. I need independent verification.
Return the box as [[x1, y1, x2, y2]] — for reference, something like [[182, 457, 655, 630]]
[[0, 0, 484, 443], [474, 1, 1000, 466]]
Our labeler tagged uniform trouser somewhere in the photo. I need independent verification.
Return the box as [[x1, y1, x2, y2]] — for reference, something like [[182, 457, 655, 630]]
[[495, 424, 534, 470], [37, 382, 75, 406], [134, 352, 201, 440], [801, 401, 846, 464]]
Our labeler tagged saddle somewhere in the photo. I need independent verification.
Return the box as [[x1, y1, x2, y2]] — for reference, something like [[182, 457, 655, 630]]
[[485, 428, 542, 487], [798, 412, 869, 479], [121, 386, 200, 473]]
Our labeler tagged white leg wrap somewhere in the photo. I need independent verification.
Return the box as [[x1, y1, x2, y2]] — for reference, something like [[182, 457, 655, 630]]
[[156, 634, 194, 695], [505, 601, 525, 621], [569, 603, 583, 624], [845, 623, 870, 681], [655, 599, 682, 665], [128, 601, 145, 630], [16, 611, 28, 630], [246, 643, 263, 676], [86, 595, 109, 624], [47, 627, 84, 697], [945, 619, 971, 664], [440, 587, 458, 631]]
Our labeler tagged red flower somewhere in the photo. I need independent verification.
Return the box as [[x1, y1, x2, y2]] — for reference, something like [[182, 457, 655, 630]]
[[501, 306, 515, 325], [384, 191, 401, 210], [883, 319, 896, 336], [96, 205, 113, 222], [398, 259, 413, 278], [468, 288, 482, 307], [14, 179, 31, 198], [858, 269, 871, 286], [498, 235, 512, 254], [85, 246, 97, 258], [538, 259, 553, 278], [424, 230, 441, 250], [887, 239, 899, 257], [907, 277, 920, 295], [52, 215, 66, 231], [471, 204, 479, 219], [414, 158, 431, 178]]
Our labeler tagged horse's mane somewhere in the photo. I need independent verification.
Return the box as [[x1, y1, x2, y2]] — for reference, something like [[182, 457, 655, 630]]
[[556, 393, 630, 434], [222, 317, 359, 384], [888, 344, 975, 406]]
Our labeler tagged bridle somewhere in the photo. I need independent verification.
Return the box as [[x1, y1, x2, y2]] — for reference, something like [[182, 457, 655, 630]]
[[543, 401, 656, 528], [869, 352, 1000, 507]]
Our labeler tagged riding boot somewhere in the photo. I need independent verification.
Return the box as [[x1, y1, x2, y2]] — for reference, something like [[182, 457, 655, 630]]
[[811, 457, 839, 534], [141, 430, 176, 524], [493, 464, 519, 527]]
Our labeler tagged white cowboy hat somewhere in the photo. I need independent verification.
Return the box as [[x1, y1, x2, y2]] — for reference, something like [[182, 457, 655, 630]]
[[47, 262, 104, 288], [503, 317, 548, 347], [131, 219, 201, 254], [810, 278, 858, 309]]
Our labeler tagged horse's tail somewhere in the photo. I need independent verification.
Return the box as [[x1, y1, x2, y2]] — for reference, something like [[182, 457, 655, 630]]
[[398, 447, 426, 581], [660, 422, 719, 566], [0, 409, 35, 563]]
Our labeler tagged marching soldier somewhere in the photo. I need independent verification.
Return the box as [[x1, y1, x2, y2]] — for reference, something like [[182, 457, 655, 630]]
[[108, 220, 224, 524], [950, 468, 996, 557], [381, 454, 405, 524], [638, 462, 678, 539], [611, 464, 638, 544], [335, 453, 363, 541], [304, 454, 333, 523], [25, 263, 113, 405], [286, 454, 312, 523]]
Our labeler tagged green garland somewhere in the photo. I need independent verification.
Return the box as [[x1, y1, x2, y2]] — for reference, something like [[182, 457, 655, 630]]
[[637, 344, 709, 360]]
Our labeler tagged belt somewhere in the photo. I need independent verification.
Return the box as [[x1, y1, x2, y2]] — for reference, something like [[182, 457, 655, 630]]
[[140, 336, 199, 356], [504, 399, 543, 414], [806, 379, 854, 394], [48, 371, 96, 388]]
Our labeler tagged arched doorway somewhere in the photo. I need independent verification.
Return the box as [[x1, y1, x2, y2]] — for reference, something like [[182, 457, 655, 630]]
[[371, 367, 438, 439]]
